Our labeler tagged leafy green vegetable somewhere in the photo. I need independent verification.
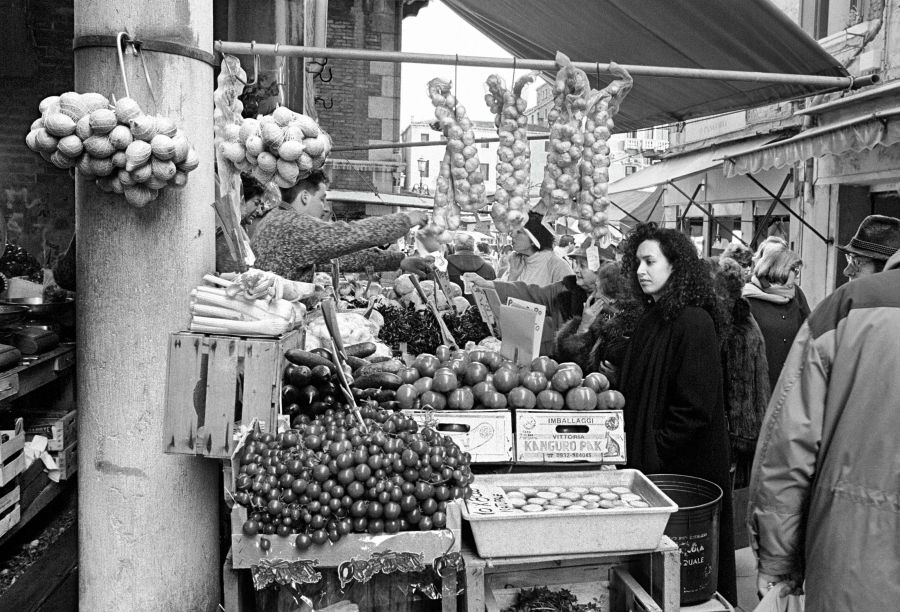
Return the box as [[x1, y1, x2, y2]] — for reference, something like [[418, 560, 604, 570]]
[[501, 586, 603, 612], [376, 303, 491, 356]]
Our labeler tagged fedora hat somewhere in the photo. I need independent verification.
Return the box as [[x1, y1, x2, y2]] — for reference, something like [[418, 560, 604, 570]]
[[838, 215, 900, 261]]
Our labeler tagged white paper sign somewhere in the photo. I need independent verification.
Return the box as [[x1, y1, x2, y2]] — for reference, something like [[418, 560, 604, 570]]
[[501, 298, 546, 365], [587, 245, 602, 271]]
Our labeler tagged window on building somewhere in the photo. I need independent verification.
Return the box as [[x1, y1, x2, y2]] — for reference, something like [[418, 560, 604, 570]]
[[625, 165, 637, 176], [480, 163, 490, 181], [481, 141, 490, 148], [420, 133, 430, 142], [421, 161, 430, 178]]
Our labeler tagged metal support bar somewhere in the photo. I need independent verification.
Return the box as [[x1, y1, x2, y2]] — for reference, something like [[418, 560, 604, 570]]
[[331, 133, 549, 153], [214, 41, 869, 88], [607, 199, 644, 224], [678, 183, 704, 230], [669, 181, 748, 247], [744, 172, 832, 244], [749, 171, 793, 248], [644, 189, 664, 224]]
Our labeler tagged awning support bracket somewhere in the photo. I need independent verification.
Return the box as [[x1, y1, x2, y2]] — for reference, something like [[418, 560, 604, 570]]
[[678, 183, 703, 228], [749, 171, 793, 248], [608, 199, 644, 225], [744, 172, 833, 245], [670, 182, 748, 247]]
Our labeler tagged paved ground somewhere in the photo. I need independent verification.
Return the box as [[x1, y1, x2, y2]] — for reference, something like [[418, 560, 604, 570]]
[[734, 547, 758, 612]]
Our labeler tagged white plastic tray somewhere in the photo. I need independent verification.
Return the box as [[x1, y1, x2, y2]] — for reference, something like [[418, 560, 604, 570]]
[[461, 469, 677, 558]]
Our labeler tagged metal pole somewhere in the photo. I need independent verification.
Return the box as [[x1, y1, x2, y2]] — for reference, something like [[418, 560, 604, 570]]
[[330, 133, 549, 153], [749, 171, 792, 248], [214, 41, 870, 88], [669, 181, 748, 247], [742, 172, 832, 244]]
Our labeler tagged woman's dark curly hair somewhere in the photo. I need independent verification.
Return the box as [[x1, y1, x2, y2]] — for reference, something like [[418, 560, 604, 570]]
[[620, 223, 723, 336]]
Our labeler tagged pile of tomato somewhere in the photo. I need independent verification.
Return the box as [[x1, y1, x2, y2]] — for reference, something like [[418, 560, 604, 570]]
[[392, 345, 626, 412], [234, 402, 474, 550]]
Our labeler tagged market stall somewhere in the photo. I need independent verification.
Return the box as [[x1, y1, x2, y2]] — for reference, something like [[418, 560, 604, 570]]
[[3, 2, 870, 609]]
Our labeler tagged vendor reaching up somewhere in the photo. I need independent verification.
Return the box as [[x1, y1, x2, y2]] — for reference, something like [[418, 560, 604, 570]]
[[217, 172, 431, 281]]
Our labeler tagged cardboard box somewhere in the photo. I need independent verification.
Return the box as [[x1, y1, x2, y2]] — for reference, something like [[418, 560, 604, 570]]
[[50, 442, 77, 481], [25, 408, 77, 451], [514, 410, 626, 463], [229, 502, 461, 569], [0, 418, 24, 486], [403, 409, 514, 463], [162, 329, 303, 459]]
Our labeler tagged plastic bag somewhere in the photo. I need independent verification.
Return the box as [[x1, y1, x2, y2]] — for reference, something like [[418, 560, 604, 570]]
[[754, 587, 805, 612], [306, 311, 379, 347]]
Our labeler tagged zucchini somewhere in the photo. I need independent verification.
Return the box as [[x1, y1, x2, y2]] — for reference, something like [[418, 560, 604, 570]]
[[345, 342, 377, 359], [354, 359, 404, 376], [368, 355, 392, 364], [351, 372, 403, 391], [346, 355, 369, 371], [284, 349, 336, 373], [311, 347, 334, 360]]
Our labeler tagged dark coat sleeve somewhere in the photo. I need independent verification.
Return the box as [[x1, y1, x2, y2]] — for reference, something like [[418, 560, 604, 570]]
[[655, 308, 723, 463]]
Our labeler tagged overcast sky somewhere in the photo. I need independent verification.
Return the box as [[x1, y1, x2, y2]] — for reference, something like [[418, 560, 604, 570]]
[[400, 1, 533, 129]]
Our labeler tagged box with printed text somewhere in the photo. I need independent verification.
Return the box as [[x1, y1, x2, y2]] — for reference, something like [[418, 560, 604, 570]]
[[514, 410, 625, 463]]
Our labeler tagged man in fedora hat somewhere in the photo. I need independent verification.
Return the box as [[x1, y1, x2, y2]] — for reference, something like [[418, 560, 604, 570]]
[[837, 214, 900, 281]]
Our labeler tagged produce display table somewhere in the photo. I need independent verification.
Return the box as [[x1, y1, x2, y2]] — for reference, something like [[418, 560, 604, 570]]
[[0, 344, 75, 404], [461, 536, 680, 612]]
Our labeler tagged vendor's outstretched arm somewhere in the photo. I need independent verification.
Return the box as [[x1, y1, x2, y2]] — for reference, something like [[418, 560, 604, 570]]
[[254, 210, 420, 278]]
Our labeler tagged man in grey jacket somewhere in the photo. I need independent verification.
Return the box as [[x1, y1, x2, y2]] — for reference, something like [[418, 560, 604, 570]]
[[747, 246, 900, 610]]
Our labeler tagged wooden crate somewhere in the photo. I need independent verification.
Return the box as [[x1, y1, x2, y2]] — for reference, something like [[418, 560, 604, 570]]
[[0, 502, 20, 539], [0, 418, 24, 486], [163, 329, 302, 459], [463, 536, 680, 612], [50, 442, 77, 481], [0, 480, 19, 515], [229, 502, 462, 569], [24, 408, 77, 452]]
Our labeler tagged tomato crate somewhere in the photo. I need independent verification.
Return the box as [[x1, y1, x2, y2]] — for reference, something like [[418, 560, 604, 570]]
[[402, 409, 514, 463], [229, 502, 462, 569], [0, 418, 24, 486], [163, 329, 303, 459], [514, 410, 626, 464], [0, 501, 20, 539], [24, 408, 77, 452]]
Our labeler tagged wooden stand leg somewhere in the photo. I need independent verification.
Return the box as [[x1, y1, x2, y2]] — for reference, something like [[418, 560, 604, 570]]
[[609, 567, 663, 612], [464, 555, 486, 612], [441, 565, 458, 612], [632, 538, 680, 611]]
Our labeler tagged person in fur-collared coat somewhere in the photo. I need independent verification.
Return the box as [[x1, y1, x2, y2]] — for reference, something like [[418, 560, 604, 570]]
[[555, 260, 634, 378], [710, 256, 771, 489]]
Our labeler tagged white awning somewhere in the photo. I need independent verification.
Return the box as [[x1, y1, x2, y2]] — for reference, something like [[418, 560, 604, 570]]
[[608, 135, 776, 194], [722, 106, 900, 177]]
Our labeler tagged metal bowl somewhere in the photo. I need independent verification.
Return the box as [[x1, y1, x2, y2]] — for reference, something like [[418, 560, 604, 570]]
[[0, 297, 75, 318], [0, 304, 29, 326]]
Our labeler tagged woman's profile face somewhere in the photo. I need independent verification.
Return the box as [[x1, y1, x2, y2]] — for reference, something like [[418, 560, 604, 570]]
[[573, 258, 598, 291], [511, 229, 535, 254], [636, 240, 673, 300]]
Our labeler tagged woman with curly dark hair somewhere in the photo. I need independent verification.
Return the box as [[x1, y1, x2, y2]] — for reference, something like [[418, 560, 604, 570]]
[[618, 223, 737, 605]]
